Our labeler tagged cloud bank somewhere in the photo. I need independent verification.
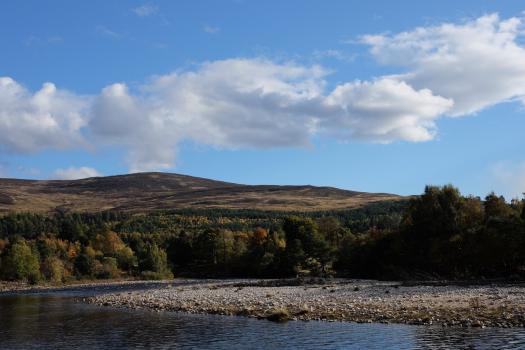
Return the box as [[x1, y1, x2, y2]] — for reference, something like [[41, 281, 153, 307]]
[[361, 13, 525, 115], [1, 13, 525, 172], [88, 59, 452, 171]]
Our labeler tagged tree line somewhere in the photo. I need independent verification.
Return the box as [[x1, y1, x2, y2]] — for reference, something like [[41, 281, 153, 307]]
[[0, 186, 524, 283], [336, 186, 525, 279]]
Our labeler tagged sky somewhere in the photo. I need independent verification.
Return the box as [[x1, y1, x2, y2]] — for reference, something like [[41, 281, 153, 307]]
[[1, 0, 525, 199]]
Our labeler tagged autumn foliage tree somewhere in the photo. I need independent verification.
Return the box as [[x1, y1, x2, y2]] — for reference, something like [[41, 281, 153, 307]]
[[1, 239, 41, 283]]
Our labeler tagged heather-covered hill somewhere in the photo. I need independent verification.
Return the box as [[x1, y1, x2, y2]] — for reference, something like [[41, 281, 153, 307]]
[[0, 172, 401, 213]]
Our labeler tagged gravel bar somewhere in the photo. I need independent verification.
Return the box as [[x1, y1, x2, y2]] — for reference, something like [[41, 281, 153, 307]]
[[86, 279, 525, 328]]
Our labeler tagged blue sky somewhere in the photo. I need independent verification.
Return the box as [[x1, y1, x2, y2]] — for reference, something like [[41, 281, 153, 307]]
[[1, 1, 525, 199]]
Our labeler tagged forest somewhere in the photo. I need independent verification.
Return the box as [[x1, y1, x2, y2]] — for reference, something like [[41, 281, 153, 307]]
[[0, 185, 524, 284]]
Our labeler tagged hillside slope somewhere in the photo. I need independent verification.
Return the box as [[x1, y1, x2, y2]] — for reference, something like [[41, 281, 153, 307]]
[[0, 172, 402, 213]]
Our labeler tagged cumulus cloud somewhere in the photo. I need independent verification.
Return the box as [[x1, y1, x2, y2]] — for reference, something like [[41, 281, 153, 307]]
[[361, 13, 525, 115], [89, 83, 178, 172], [2, 13, 525, 172], [53, 166, 102, 180], [88, 59, 326, 171], [87, 59, 450, 171], [0, 77, 87, 153], [323, 78, 452, 142]]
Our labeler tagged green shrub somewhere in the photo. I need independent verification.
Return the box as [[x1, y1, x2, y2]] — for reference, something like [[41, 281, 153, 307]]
[[1, 239, 41, 283]]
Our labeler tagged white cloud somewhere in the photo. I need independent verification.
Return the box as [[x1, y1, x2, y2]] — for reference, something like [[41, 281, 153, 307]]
[[0, 77, 87, 153], [53, 166, 102, 180], [89, 82, 179, 172], [361, 13, 525, 115], [491, 162, 525, 200], [132, 4, 158, 17], [322, 78, 452, 142], [203, 25, 220, 34], [89, 59, 326, 171], [0, 59, 458, 172], [2, 13, 525, 173], [88, 59, 451, 171]]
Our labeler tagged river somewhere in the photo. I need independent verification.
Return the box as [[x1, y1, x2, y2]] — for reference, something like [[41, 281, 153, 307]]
[[0, 283, 524, 349]]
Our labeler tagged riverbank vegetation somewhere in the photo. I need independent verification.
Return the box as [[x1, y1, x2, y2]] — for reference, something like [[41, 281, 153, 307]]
[[0, 185, 524, 283]]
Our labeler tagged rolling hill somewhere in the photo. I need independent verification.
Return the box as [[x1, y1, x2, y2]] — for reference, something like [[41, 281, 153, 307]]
[[0, 172, 402, 213]]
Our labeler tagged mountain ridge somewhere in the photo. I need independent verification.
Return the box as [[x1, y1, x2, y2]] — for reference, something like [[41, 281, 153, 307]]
[[0, 172, 402, 213]]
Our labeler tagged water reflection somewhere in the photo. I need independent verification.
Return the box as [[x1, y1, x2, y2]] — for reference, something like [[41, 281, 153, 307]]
[[1, 293, 524, 350]]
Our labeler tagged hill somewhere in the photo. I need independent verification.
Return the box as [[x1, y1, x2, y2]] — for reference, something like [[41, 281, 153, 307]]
[[0, 172, 402, 213]]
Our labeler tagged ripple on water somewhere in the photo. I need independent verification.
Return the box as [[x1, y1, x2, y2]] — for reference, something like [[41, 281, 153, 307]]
[[0, 294, 524, 350]]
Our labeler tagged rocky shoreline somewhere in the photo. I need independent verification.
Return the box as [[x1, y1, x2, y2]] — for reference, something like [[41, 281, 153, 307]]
[[0, 279, 174, 294], [87, 279, 525, 328]]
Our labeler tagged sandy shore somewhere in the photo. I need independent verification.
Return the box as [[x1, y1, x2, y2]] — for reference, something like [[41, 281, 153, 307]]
[[86, 279, 525, 328]]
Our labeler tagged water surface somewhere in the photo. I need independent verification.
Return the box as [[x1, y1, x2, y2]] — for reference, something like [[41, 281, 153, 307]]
[[1, 285, 524, 350]]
